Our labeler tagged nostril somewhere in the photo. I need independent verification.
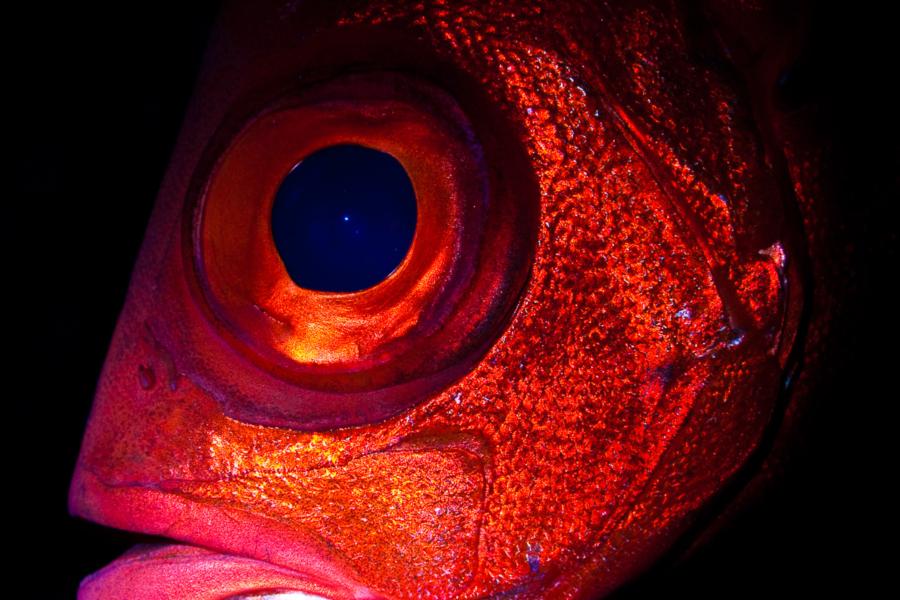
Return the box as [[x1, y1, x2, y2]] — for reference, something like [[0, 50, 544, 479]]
[[137, 364, 156, 390], [271, 144, 417, 293]]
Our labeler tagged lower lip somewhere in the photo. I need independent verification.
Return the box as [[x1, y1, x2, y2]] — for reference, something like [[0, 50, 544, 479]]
[[77, 543, 376, 600]]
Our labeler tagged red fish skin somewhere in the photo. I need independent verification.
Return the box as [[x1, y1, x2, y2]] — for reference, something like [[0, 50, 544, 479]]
[[68, 1, 835, 598]]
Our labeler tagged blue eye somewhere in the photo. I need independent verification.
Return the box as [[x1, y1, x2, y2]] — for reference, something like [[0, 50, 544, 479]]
[[271, 144, 417, 292]]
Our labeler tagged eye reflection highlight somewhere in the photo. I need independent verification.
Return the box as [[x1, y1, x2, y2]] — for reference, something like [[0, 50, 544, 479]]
[[271, 144, 417, 293]]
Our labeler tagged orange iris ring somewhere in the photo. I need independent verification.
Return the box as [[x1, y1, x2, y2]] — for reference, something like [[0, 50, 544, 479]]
[[189, 74, 536, 395]]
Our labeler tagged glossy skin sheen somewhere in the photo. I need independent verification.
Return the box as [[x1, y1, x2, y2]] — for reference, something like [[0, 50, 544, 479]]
[[70, 1, 823, 598]]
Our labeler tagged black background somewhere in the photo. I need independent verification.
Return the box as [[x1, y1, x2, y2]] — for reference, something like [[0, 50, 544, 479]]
[[11, 2, 896, 598]]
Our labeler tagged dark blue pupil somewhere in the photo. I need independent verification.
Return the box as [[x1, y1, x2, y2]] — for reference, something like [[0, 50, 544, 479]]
[[271, 144, 417, 292]]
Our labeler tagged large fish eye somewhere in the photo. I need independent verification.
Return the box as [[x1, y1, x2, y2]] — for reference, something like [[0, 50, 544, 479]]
[[188, 71, 539, 428]]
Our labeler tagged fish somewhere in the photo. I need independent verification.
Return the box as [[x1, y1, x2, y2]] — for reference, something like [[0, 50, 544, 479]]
[[70, 0, 826, 597]]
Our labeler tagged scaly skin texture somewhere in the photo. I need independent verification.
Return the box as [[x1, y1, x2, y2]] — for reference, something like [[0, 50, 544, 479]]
[[70, 1, 823, 598]]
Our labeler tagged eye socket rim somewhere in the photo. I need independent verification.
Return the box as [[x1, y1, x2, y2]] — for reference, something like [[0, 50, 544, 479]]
[[186, 72, 540, 397]]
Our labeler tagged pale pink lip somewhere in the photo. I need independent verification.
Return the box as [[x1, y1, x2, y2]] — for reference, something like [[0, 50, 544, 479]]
[[78, 543, 376, 600]]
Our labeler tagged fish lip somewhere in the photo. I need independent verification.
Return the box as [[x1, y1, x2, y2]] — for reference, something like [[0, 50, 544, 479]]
[[78, 543, 353, 600], [69, 466, 381, 600]]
